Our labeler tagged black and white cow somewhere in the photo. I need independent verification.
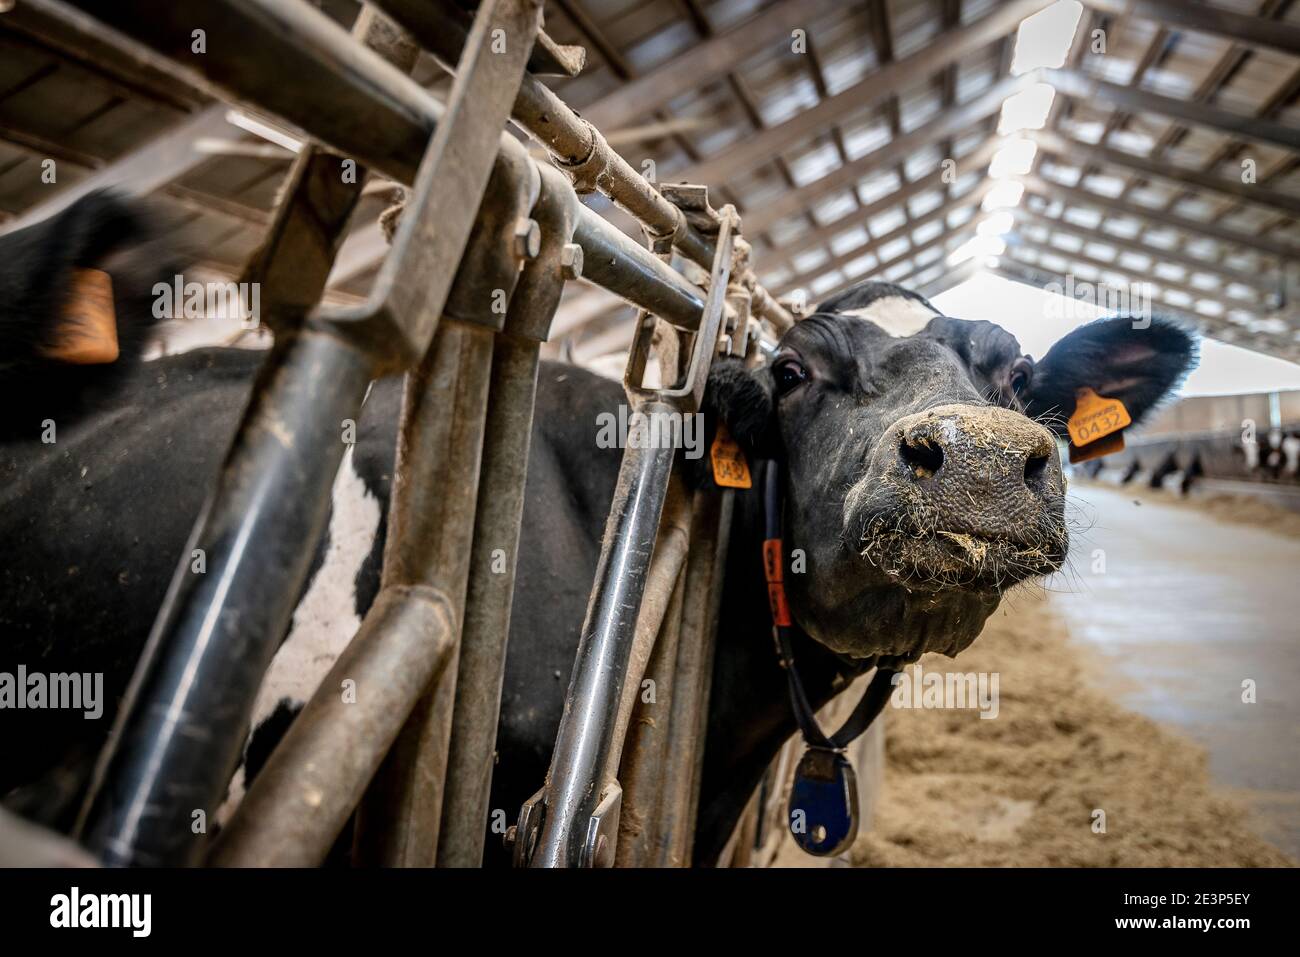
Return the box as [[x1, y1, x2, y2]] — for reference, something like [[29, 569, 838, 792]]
[[0, 195, 1198, 864]]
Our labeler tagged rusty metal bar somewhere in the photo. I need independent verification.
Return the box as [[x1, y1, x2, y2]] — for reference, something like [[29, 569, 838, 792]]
[[655, 486, 734, 866], [436, 165, 579, 868], [350, 321, 495, 868], [352, 104, 545, 869]]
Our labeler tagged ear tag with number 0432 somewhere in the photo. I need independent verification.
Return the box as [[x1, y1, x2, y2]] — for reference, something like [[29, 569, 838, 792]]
[[788, 747, 859, 857], [710, 422, 752, 489], [1067, 387, 1131, 464]]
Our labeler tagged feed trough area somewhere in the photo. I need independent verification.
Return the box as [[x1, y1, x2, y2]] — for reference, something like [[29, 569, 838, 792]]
[[0, 0, 1296, 925]]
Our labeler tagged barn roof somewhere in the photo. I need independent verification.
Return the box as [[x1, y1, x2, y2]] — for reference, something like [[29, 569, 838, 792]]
[[1, 0, 1297, 361]]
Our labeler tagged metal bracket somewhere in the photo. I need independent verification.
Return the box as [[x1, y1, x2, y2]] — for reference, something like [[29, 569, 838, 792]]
[[503, 164, 582, 342], [652, 183, 718, 256], [441, 146, 542, 334], [309, 0, 545, 373], [625, 193, 738, 413], [580, 783, 623, 868], [510, 787, 547, 866]]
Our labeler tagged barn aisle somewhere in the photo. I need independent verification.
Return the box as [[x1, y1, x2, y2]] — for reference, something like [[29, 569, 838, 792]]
[[1051, 482, 1300, 860]]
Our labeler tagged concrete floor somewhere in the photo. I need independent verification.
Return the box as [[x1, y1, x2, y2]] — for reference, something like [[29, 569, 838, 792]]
[[1049, 482, 1300, 860]]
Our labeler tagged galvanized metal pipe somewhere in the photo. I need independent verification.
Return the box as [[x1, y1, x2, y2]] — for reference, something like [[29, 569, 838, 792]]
[[528, 403, 679, 867], [572, 205, 705, 329], [352, 319, 495, 868], [72, 0, 519, 867], [434, 334, 541, 868], [436, 165, 577, 868], [610, 477, 692, 766], [614, 554, 687, 867], [655, 487, 734, 866], [207, 584, 456, 867]]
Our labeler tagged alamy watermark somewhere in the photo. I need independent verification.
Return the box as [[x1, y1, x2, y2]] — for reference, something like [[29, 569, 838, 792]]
[[152, 274, 261, 324], [50, 887, 151, 937], [0, 666, 103, 719], [1043, 274, 1153, 328], [595, 404, 704, 460], [890, 665, 1000, 719]]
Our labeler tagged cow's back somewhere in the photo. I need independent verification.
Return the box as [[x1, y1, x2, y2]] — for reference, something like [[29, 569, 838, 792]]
[[0, 345, 626, 852], [0, 347, 262, 801]]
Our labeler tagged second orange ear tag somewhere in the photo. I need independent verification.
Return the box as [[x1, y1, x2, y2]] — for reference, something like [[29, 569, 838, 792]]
[[1067, 387, 1131, 448], [43, 268, 119, 365], [710, 422, 752, 489]]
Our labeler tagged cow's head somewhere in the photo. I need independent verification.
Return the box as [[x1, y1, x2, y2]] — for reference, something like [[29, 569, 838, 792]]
[[708, 281, 1196, 665]]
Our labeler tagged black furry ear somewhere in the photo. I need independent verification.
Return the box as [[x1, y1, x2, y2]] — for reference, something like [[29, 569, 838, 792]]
[[703, 356, 777, 457], [0, 190, 178, 373], [0, 191, 190, 439], [683, 357, 777, 489], [1022, 314, 1199, 436]]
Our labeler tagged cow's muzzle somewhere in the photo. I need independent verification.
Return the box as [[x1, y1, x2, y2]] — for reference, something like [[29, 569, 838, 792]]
[[846, 403, 1067, 590]]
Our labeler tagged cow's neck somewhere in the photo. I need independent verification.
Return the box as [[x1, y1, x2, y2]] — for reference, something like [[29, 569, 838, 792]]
[[693, 482, 858, 866]]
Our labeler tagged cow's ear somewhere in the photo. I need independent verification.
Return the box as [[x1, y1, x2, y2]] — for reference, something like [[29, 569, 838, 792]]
[[1022, 314, 1198, 435], [703, 356, 777, 456], [0, 190, 176, 372], [687, 357, 776, 488]]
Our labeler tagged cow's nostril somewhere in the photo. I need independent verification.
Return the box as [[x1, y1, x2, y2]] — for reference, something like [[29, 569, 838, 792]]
[[1024, 451, 1051, 485], [900, 436, 944, 478]]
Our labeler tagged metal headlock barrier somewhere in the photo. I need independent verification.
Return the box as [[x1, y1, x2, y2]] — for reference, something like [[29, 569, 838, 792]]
[[54, 0, 795, 868]]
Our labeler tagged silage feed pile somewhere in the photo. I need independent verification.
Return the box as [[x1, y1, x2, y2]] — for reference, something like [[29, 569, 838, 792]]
[[853, 592, 1292, 868]]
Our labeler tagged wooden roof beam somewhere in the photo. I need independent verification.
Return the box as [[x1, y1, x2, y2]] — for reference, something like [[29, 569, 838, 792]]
[[1032, 129, 1300, 218], [580, 0, 847, 130], [1006, 233, 1269, 316], [761, 134, 1001, 275], [802, 222, 981, 306], [748, 72, 1029, 234], [669, 0, 1052, 188], [1020, 172, 1300, 261], [1082, 0, 1300, 58], [1047, 67, 1300, 153], [775, 180, 996, 297], [1014, 205, 1276, 296], [995, 254, 1300, 361]]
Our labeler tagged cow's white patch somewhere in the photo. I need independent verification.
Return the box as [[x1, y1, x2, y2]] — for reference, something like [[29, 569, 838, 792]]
[[256, 444, 380, 718], [840, 295, 940, 337], [220, 443, 381, 818]]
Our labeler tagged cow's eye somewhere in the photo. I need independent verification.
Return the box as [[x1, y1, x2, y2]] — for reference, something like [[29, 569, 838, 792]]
[[773, 358, 808, 395]]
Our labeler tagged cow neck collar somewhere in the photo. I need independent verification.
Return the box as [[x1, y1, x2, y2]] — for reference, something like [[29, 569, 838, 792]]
[[760, 459, 897, 752]]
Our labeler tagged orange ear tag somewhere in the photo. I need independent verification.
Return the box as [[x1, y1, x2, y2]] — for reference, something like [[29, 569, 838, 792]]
[[710, 422, 752, 489], [1067, 387, 1131, 464], [43, 268, 119, 365]]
